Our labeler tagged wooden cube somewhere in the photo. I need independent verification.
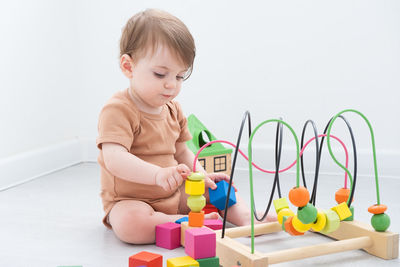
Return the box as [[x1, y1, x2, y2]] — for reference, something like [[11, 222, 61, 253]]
[[129, 251, 162, 267], [155, 222, 181, 250], [204, 219, 223, 230], [185, 180, 205, 195], [331, 202, 352, 221], [185, 227, 216, 259], [166, 256, 199, 267], [208, 180, 236, 210], [273, 197, 289, 213], [202, 203, 219, 214], [196, 256, 219, 267]]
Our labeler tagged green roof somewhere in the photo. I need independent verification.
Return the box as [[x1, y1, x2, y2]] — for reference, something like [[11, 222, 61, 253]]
[[186, 114, 232, 157]]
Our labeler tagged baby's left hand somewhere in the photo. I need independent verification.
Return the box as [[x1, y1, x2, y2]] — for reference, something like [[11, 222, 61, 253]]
[[204, 173, 236, 191]]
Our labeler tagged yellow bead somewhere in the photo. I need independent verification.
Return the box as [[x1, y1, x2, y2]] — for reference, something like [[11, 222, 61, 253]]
[[311, 210, 327, 232], [331, 202, 352, 221], [273, 198, 289, 213], [185, 180, 205, 195], [277, 208, 295, 224], [292, 215, 312, 233]]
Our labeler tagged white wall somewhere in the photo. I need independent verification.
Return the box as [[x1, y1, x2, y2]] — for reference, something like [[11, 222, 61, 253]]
[[1, 1, 400, 182]]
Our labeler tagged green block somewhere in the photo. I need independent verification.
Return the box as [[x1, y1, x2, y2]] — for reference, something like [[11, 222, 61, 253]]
[[343, 206, 354, 221], [187, 195, 206, 212], [282, 216, 289, 231], [196, 256, 219, 267], [273, 197, 289, 213]]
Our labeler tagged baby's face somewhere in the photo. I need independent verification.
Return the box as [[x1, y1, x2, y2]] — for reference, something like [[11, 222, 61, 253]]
[[130, 45, 188, 110]]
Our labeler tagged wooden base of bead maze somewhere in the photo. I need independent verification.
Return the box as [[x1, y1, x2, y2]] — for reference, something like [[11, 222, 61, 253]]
[[216, 220, 399, 267]]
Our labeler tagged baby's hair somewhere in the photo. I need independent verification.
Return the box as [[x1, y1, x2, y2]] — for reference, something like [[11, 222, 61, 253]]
[[120, 9, 195, 80]]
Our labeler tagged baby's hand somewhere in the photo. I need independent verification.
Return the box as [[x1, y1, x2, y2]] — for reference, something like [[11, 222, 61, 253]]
[[205, 173, 236, 191], [155, 164, 190, 191]]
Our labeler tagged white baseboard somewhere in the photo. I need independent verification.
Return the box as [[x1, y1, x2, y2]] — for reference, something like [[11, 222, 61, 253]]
[[0, 138, 83, 190], [1, 139, 398, 191]]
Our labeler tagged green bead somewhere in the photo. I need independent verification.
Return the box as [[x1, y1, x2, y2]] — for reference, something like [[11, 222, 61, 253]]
[[282, 216, 289, 231], [297, 203, 318, 224], [371, 213, 390, 232], [187, 195, 206, 212], [188, 172, 205, 181], [320, 209, 340, 234], [343, 206, 354, 221]]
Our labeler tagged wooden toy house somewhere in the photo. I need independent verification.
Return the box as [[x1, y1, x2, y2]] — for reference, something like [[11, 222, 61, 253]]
[[186, 115, 232, 175]]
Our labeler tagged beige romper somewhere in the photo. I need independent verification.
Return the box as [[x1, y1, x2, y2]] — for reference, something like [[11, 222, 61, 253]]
[[96, 89, 192, 228]]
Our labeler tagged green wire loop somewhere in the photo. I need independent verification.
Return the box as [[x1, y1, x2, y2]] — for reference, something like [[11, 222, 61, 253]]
[[248, 119, 300, 254], [326, 109, 381, 206]]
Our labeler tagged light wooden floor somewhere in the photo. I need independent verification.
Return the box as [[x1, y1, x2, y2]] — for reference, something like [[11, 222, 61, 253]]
[[0, 163, 398, 267]]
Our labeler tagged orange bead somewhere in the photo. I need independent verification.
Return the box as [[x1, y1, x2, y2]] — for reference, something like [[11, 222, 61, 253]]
[[335, 188, 351, 204], [284, 216, 304, 236], [368, 204, 387, 215], [288, 186, 310, 207]]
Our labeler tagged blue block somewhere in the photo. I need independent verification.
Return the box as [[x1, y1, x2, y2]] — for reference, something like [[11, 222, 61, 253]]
[[175, 216, 189, 224], [208, 180, 236, 210]]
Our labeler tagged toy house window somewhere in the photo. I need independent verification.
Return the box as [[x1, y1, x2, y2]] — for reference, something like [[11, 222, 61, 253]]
[[214, 156, 227, 172], [199, 158, 206, 170]]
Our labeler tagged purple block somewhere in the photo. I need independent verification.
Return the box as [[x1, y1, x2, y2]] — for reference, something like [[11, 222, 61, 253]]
[[204, 219, 223, 230], [155, 222, 181, 249], [185, 227, 216, 259]]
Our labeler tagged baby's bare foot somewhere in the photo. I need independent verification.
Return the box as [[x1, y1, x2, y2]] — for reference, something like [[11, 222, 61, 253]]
[[204, 212, 219, 220]]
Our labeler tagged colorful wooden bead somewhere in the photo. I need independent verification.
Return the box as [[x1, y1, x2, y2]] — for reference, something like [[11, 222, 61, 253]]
[[311, 210, 327, 232], [277, 208, 295, 224], [288, 186, 310, 207], [187, 195, 206, 212], [292, 215, 312, 233], [343, 206, 354, 221], [188, 172, 205, 181], [281, 216, 289, 231], [320, 210, 340, 234], [297, 203, 318, 224], [371, 213, 391, 232], [331, 202, 352, 221], [189, 211, 205, 227], [335, 187, 351, 204], [368, 204, 387, 215], [273, 197, 289, 213], [185, 180, 205, 195], [284, 216, 304, 236]]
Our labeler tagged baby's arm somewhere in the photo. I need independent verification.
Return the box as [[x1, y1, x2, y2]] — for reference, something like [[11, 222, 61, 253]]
[[102, 142, 190, 191]]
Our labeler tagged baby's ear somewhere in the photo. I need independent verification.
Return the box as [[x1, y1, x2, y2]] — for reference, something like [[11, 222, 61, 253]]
[[120, 54, 133, 78]]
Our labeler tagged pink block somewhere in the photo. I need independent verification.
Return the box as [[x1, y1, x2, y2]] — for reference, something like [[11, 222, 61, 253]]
[[155, 222, 181, 249], [204, 219, 223, 230], [185, 227, 216, 259]]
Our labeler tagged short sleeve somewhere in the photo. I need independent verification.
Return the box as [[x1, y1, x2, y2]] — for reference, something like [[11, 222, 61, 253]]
[[96, 102, 139, 151], [173, 101, 192, 143]]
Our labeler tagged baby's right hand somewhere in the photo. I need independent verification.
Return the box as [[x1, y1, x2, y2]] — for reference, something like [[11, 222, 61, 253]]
[[154, 164, 190, 191]]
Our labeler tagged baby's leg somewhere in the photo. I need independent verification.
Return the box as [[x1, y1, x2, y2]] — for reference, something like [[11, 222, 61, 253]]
[[109, 200, 185, 244], [219, 193, 277, 226]]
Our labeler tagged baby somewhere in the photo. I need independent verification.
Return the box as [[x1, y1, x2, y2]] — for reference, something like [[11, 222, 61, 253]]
[[96, 9, 275, 244]]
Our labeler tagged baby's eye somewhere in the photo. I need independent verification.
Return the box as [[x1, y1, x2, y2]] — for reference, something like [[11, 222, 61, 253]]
[[176, 75, 184, 81], [154, 72, 165, 78]]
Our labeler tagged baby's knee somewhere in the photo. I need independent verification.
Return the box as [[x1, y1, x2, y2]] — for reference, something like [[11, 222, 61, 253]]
[[110, 207, 156, 244]]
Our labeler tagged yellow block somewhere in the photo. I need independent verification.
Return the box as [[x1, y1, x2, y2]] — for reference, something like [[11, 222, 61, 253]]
[[273, 197, 289, 213], [331, 202, 352, 221], [185, 180, 205, 195], [167, 256, 199, 267]]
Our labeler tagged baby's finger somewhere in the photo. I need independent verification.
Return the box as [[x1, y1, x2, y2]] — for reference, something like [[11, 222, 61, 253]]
[[205, 177, 217, 190], [208, 173, 231, 183], [176, 164, 191, 177]]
